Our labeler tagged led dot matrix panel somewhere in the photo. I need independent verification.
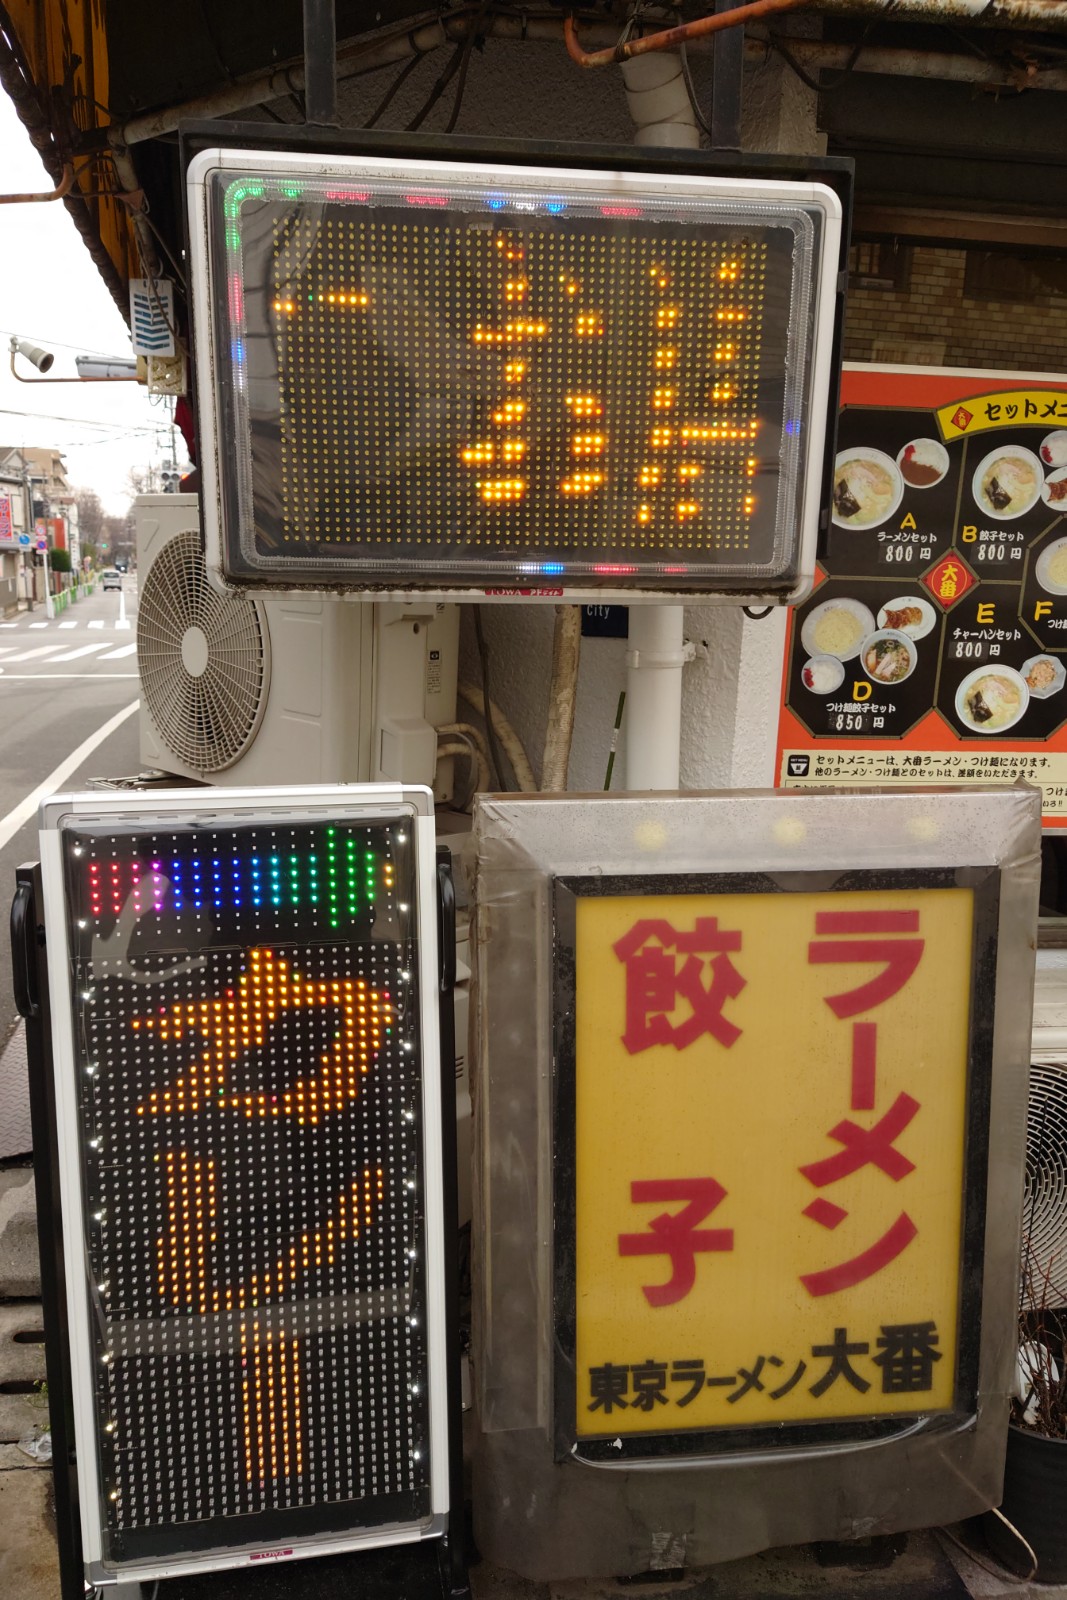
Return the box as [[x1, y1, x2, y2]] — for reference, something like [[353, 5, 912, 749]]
[[189, 146, 843, 601], [41, 791, 445, 1579]]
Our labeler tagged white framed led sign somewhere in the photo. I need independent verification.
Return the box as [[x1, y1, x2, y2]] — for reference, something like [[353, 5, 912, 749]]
[[187, 142, 845, 603], [36, 784, 451, 1585]]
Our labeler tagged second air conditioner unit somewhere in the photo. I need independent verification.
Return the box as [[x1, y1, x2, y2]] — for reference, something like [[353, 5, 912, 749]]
[[135, 494, 459, 792]]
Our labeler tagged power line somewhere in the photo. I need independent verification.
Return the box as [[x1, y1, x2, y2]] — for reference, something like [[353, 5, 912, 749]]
[[0, 405, 167, 435], [0, 327, 135, 361]]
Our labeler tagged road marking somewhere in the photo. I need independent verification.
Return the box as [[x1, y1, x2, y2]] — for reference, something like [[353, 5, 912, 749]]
[[48, 642, 111, 662], [116, 620, 132, 631], [4, 645, 67, 663], [0, 622, 15, 629], [0, 700, 140, 852], [59, 620, 77, 629], [88, 620, 104, 630], [99, 643, 137, 660], [29, 621, 48, 629]]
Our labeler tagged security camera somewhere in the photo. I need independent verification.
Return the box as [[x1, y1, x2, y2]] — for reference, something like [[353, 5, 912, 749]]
[[10, 337, 54, 373]]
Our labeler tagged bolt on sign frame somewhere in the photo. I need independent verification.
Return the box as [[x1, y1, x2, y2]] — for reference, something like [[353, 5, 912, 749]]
[[470, 786, 1039, 1582], [12, 784, 466, 1593], [183, 125, 850, 606]]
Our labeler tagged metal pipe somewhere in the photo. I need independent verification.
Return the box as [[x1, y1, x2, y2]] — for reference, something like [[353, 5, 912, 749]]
[[0, 161, 73, 205], [565, 0, 806, 70], [303, 0, 340, 126]]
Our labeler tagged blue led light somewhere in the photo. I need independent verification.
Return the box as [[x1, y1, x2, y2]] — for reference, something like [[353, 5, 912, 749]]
[[785, 419, 801, 435], [545, 199, 566, 215], [541, 562, 565, 575], [171, 859, 183, 911], [486, 197, 506, 212]]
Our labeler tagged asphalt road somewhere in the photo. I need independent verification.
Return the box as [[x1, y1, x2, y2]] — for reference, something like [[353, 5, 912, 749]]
[[0, 578, 142, 1050]]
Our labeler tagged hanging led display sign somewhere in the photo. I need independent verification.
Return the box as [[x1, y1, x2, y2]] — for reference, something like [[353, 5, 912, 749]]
[[186, 141, 846, 602], [33, 785, 455, 1587]]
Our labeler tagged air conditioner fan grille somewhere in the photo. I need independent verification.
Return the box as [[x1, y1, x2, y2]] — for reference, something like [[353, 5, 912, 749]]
[[1024, 1061, 1067, 1308], [137, 531, 265, 773]]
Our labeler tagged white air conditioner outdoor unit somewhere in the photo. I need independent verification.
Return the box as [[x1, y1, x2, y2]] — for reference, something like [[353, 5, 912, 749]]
[[135, 495, 459, 793]]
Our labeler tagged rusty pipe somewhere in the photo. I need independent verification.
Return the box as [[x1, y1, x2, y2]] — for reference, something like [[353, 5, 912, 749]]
[[564, 1, 809, 69], [0, 161, 74, 204]]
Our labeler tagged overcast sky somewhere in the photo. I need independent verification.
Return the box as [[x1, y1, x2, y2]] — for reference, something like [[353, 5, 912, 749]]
[[0, 88, 178, 512]]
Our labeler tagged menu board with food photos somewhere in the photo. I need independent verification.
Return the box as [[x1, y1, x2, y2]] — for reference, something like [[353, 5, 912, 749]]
[[776, 366, 1067, 826]]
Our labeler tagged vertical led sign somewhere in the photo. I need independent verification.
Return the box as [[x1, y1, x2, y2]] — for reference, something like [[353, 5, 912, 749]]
[[34, 785, 453, 1587], [187, 140, 846, 602]]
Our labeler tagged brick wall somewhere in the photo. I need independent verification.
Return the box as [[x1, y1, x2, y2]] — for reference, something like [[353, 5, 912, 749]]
[[843, 245, 1067, 374]]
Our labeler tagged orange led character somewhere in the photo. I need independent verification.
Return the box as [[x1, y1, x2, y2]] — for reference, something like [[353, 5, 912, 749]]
[[561, 471, 605, 495], [492, 400, 526, 425], [461, 442, 493, 465], [575, 313, 603, 337], [572, 434, 605, 457], [565, 394, 602, 418], [652, 388, 676, 411], [479, 478, 527, 503]]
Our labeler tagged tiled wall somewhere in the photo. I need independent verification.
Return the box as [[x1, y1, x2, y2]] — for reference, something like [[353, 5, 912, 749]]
[[843, 245, 1067, 374]]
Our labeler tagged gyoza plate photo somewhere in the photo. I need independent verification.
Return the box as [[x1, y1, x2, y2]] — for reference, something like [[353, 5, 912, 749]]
[[876, 595, 936, 640], [1041, 467, 1067, 509]]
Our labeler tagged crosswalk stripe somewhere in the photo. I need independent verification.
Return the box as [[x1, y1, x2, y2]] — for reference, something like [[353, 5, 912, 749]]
[[4, 644, 68, 662], [115, 620, 132, 632], [98, 643, 137, 660], [59, 620, 77, 629], [29, 621, 48, 629], [48, 642, 111, 662], [88, 620, 104, 630]]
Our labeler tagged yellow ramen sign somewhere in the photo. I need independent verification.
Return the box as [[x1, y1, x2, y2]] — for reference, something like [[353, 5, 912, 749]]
[[573, 886, 974, 1437]]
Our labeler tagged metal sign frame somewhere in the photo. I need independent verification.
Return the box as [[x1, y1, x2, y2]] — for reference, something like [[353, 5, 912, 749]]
[[182, 124, 850, 607], [28, 782, 458, 1588], [551, 863, 1000, 1465]]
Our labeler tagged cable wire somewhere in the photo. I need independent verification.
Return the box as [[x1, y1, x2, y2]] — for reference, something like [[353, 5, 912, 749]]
[[473, 608, 510, 787], [364, 51, 424, 127]]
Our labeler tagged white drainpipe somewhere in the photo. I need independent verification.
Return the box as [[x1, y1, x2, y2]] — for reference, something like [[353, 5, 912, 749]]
[[622, 54, 700, 791]]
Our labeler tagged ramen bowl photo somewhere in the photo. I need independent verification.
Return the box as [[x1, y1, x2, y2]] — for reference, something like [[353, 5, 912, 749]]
[[971, 447, 1043, 520], [831, 449, 904, 530], [858, 629, 917, 685], [955, 666, 1029, 734]]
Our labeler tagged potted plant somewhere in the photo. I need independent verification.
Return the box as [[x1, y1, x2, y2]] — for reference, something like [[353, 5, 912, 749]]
[[984, 1244, 1067, 1582]]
